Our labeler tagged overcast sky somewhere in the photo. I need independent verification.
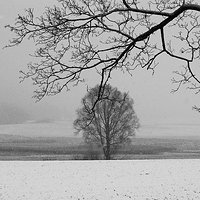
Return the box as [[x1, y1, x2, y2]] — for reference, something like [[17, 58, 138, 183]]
[[0, 0, 200, 135]]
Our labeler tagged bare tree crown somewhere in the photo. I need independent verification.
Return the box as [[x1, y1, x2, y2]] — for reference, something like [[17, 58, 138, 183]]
[[6, 0, 200, 100], [73, 84, 139, 159]]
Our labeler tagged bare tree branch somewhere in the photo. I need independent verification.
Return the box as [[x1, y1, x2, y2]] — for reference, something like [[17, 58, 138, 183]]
[[5, 0, 200, 100]]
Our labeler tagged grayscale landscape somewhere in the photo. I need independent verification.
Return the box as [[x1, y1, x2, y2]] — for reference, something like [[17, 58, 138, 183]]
[[1, 0, 200, 199]]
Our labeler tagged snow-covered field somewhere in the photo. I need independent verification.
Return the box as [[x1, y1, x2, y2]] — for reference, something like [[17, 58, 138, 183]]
[[0, 160, 200, 200]]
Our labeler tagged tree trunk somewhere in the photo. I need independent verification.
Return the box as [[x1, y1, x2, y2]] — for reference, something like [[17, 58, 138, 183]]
[[103, 145, 111, 160], [105, 151, 111, 160], [105, 142, 111, 160]]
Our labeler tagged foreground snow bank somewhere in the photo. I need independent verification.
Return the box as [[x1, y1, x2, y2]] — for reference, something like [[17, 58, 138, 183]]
[[0, 159, 200, 200]]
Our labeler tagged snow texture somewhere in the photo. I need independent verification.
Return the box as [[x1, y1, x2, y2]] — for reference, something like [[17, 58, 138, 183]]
[[0, 159, 200, 199]]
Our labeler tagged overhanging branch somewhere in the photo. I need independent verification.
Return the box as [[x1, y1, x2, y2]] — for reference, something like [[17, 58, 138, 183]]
[[5, 1, 200, 100]]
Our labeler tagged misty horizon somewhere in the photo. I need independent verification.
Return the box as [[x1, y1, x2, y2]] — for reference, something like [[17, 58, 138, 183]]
[[0, 117, 200, 138]]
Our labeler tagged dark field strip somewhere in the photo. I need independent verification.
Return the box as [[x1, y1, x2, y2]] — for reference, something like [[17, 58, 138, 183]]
[[0, 136, 200, 160]]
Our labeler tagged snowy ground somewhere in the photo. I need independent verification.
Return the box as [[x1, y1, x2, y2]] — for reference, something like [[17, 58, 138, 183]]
[[0, 159, 200, 200]]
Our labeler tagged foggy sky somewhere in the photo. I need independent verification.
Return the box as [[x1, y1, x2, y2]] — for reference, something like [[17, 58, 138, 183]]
[[0, 0, 200, 133]]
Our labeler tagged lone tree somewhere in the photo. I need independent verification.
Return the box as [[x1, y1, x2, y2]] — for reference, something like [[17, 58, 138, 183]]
[[73, 84, 139, 160], [6, 0, 200, 101]]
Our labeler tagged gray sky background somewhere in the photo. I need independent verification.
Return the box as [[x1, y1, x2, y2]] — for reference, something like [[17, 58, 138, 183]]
[[0, 0, 200, 136]]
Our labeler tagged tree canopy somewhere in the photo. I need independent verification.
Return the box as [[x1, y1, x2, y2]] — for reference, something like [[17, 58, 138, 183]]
[[73, 84, 139, 159], [6, 0, 200, 100]]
